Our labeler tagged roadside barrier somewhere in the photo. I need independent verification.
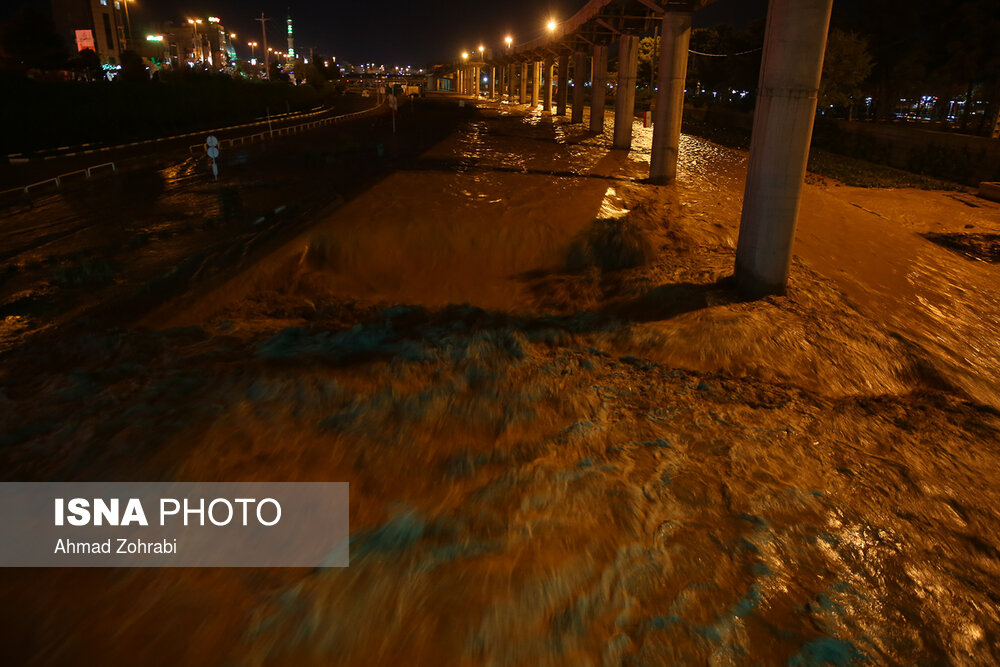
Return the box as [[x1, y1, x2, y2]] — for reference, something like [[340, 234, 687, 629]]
[[4, 105, 330, 164], [0, 162, 117, 201], [188, 101, 385, 155], [1, 100, 385, 207]]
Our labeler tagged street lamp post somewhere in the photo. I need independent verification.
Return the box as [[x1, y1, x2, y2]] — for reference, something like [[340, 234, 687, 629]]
[[121, 0, 133, 51], [187, 19, 203, 63], [256, 13, 270, 80], [504, 36, 514, 100], [478, 45, 485, 97], [248, 41, 259, 76], [461, 51, 469, 94]]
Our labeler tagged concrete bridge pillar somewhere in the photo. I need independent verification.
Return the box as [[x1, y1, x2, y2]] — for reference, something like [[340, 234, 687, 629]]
[[519, 62, 528, 103], [543, 57, 554, 111], [490, 66, 496, 98], [589, 45, 608, 133], [572, 51, 586, 123], [531, 61, 541, 107], [650, 11, 692, 184], [613, 34, 639, 150], [557, 54, 569, 116], [735, 0, 833, 297], [508, 63, 515, 100], [474, 66, 480, 97]]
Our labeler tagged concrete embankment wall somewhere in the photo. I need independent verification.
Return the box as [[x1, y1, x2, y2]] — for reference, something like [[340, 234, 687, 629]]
[[684, 104, 1000, 186]]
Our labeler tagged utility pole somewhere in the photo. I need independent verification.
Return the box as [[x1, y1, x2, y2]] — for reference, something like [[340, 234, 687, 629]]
[[255, 13, 270, 79]]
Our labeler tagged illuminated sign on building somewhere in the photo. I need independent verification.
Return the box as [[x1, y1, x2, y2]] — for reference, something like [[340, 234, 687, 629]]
[[75, 29, 95, 52]]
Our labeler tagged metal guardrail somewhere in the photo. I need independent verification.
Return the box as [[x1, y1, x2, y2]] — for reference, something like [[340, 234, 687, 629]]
[[187, 101, 385, 156], [1, 101, 385, 206], [4, 105, 330, 164], [1, 162, 117, 200]]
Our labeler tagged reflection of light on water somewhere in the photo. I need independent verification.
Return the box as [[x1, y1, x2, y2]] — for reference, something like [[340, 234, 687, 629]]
[[0, 315, 33, 354], [629, 121, 654, 164], [598, 187, 629, 220], [915, 294, 947, 319], [525, 108, 545, 126]]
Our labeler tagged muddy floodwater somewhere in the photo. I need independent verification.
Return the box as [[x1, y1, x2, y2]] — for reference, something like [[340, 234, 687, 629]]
[[2, 100, 1000, 666]]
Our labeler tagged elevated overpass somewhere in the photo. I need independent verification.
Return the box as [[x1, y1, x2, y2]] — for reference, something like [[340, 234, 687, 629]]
[[452, 0, 835, 298]]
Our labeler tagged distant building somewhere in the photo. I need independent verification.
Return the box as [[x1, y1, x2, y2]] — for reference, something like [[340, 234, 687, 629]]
[[137, 22, 184, 69], [174, 17, 232, 69], [204, 17, 230, 69], [51, 0, 128, 65]]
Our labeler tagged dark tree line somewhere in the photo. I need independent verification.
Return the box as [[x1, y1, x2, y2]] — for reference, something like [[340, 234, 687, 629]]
[[855, 0, 1000, 131], [636, 0, 999, 133], [0, 5, 68, 72]]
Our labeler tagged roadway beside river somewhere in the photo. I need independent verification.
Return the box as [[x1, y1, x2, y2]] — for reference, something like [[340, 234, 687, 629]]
[[0, 96, 469, 352], [0, 95, 377, 196]]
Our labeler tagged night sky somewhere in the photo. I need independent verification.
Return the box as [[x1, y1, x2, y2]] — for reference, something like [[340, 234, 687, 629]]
[[9, 0, 774, 66]]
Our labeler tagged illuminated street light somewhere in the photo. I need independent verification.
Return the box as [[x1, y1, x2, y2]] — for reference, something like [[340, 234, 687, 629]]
[[478, 45, 485, 55], [461, 52, 469, 60], [120, 0, 134, 50], [547, 20, 557, 32], [505, 36, 513, 48], [187, 19, 204, 63]]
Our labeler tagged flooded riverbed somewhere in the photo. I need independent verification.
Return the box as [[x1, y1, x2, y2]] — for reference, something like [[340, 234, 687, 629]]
[[2, 100, 1000, 665]]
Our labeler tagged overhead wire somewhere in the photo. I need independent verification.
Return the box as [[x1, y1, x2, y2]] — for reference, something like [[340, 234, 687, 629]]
[[688, 47, 763, 57]]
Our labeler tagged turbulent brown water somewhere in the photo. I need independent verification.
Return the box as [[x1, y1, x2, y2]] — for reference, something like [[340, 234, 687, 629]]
[[2, 101, 1000, 666]]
